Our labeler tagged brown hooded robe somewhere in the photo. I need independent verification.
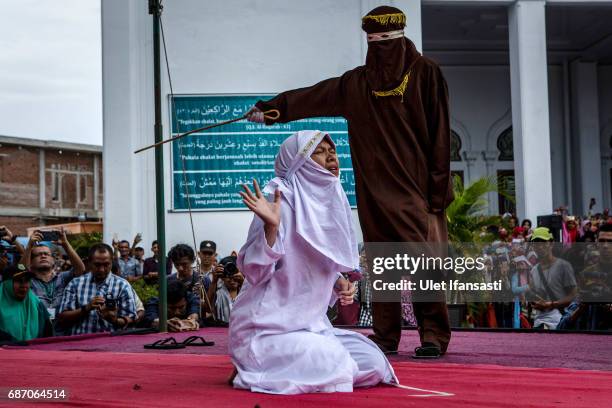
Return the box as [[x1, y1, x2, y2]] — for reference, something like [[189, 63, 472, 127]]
[[256, 37, 453, 352]]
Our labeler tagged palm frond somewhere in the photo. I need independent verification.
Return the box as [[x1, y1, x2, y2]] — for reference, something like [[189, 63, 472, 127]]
[[447, 175, 500, 243]]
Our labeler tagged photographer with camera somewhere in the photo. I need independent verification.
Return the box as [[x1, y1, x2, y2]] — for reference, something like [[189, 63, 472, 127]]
[[0, 226, 26, 276], [23, 229, 85, 333], [57, 243, 136, 335], [207, 255, 244, 323]]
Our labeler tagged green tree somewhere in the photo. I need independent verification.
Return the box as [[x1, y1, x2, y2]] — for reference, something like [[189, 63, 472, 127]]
[[67, 232, 103, 261], [445, 175, 514, 327], [446, 175, 502, 244]]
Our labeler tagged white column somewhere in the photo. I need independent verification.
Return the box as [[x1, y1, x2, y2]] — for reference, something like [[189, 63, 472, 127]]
[[483, 151, 499, 215], [508, 0, 553, 221], [38, 149, 45, 210], [462, 151, 480, 185], [102, 0, 156, 244], [570, 61, 602, 215]]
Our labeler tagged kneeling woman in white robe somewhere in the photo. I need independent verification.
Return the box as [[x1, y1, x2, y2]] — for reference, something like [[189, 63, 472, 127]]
[[229, 130, 397, 394]]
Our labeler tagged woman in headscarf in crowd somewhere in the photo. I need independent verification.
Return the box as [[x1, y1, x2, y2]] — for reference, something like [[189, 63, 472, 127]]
[[229, 130, 396, 394], [521, 219, 533, 240], [563, 216, 578, 243], [0, 264, 52, 342], [511, 226, 526, 242], [498, 227, 510, 243], [507, 215, 519, 230]]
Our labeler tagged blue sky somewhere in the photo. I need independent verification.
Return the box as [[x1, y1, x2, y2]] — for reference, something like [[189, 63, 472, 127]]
[[0, 0, 101, 145]]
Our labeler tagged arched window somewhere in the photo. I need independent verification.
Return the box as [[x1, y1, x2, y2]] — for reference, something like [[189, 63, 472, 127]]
[[450, 131, 462, 162], [497, 127, 513, 161]]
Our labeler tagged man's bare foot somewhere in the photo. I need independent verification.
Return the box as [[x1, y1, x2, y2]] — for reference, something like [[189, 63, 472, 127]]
[[227, 366, 238, 386]]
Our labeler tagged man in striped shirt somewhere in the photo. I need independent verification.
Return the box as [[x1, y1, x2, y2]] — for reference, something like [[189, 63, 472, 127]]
[[58, 243, 136, 335]]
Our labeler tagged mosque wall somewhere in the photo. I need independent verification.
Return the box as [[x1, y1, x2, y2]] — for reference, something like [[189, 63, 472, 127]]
[[442, 65, 569, 215], [597, 66, 612, 211], [102, 0, 609, 254]]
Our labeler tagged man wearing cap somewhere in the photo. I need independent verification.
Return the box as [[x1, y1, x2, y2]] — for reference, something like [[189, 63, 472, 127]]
[[0, 264, 53, 342], [529, 227, 577, 329], [246, 5, 453, 357], [198, 240, 218, 289]]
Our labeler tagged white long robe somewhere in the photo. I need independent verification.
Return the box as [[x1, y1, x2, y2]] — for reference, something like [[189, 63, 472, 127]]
[[229, 200, 397, 394]]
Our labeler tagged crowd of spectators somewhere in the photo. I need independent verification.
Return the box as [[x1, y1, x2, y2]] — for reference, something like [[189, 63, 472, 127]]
[[1, 206, 610, 343], [330, 207, 611, 331], [0, 225, 243, 342], [450, 208, 612, 331]]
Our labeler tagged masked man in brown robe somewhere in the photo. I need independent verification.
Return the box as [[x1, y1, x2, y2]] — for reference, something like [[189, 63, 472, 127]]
[[246, 5, 453, 358]]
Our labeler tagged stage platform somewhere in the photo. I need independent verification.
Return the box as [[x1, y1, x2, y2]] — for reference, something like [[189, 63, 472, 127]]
[[2, 328, 611, 407]]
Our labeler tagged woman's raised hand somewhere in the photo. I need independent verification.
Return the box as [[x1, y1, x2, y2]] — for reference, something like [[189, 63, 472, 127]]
[[240, 179, 281, 228]]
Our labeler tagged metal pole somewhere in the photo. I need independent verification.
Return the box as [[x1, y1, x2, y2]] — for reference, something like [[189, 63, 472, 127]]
[[149, 0, 167, 332]]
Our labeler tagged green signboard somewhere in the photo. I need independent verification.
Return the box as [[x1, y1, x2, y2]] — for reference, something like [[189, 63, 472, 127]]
[[170, 94, 355, 210]]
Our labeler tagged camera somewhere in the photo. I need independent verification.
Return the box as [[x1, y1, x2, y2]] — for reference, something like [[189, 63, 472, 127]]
[[219, 256, 238, 278], [0, 242, 18, 254], [40, 230, 60, 242], [105, 295, 117, 310]]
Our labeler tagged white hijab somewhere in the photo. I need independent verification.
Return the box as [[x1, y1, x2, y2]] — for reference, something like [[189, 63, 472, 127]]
[[263, 130, 359, 272]]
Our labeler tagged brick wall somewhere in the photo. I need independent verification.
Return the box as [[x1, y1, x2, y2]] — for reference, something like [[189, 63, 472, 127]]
[[45, 150, 101, 210], [0, 140, 103, 236], [0, 145, 40, 208], [0, 216, 37, 236]]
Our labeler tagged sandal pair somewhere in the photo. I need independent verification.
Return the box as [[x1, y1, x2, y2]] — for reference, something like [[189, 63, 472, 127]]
[[144, 335, 215, 350]]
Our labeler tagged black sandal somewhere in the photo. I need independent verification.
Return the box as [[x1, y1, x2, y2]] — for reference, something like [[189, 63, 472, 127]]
[[411, 343, 441, 359], [181, 335, 215, 347], [144, 337, 186, 350]]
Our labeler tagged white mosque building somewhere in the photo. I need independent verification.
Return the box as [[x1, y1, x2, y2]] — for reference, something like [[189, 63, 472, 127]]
[[102, 0, 612, 253]]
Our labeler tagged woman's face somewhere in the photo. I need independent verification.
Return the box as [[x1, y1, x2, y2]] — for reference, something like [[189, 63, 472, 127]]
[[222, 273, 242, 291], [310, 138, 339, 177], [13, 277, 30, 301]]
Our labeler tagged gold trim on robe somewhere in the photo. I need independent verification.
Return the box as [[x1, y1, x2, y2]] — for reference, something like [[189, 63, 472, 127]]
[[372, 71, 411, 102]]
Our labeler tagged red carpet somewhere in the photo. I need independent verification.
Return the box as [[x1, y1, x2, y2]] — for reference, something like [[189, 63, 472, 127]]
[[2, 348, 611, 408], [15, 327, 612, 371]]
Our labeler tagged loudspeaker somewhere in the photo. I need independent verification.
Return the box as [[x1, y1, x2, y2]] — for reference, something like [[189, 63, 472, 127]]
[[537, 215, 563, 242]]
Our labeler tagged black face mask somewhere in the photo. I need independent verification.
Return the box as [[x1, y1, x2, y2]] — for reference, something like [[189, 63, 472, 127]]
[[365, 37, 407, 91]]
